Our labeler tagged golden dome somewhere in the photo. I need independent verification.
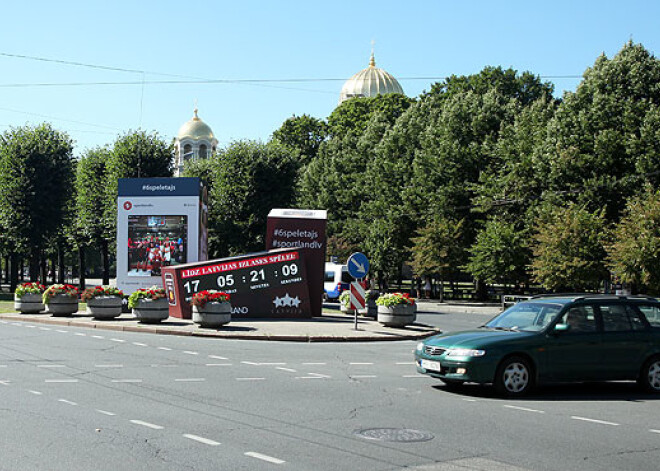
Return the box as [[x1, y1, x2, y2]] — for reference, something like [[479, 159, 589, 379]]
[[339, 53, 404, 104], [177, 108, 215, 141]]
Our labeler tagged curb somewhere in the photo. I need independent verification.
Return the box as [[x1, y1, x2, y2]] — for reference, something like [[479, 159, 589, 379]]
[[0, 312, 439, 343]]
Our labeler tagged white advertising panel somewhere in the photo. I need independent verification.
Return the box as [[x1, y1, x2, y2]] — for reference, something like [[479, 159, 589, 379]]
[[116, 178, 206, 294]]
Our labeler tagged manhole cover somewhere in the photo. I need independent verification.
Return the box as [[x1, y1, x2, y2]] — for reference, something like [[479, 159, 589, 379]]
[[354, 428, 435, 443]]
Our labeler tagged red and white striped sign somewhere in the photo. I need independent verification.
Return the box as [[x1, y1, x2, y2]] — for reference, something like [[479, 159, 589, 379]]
[[350, 281, 366, 311]]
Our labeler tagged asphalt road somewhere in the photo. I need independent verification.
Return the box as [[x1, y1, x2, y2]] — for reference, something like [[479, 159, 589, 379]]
[[1, 308, 659, 470]]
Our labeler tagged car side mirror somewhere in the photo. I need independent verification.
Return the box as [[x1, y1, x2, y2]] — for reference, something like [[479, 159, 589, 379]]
[[554, 323, 570, 333]]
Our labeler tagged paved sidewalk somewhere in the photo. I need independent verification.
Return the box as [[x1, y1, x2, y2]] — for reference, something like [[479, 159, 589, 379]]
[[0, 309, 440, 342]]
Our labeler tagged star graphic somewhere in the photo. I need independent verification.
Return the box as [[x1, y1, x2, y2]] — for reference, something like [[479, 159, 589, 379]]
[[273, 296, 283, 308], [291, 296, 301, 308], [282, 293, 293, 307]]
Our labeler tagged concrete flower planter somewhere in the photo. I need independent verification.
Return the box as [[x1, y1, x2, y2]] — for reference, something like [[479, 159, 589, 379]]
[[14, 293, 45, 314], [132, 298, 169, 323], [340, 303, 356, 315], [192, 302, 231, 328], [365, 299, 378, 319], [377, 303, 416, 327], [86, 296, 123, 320], [46, 294, 79, 317]]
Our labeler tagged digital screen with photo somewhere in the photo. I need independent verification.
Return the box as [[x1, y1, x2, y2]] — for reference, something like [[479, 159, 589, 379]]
[[127, 215, 188, 277]]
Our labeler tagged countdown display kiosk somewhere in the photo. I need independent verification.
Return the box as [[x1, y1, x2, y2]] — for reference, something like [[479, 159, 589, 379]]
[[162, 248, 311, 319], [116, 177, 207, 295]]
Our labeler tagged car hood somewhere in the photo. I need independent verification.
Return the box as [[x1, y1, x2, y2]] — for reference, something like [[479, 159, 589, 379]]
[[425, 329, 537, 349]]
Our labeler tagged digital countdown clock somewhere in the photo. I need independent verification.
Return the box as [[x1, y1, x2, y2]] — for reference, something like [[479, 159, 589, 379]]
[[161, 248, 311, 319]]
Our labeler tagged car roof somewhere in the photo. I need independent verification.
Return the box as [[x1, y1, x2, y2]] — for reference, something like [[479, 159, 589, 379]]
[[528, 294, 660, 305]]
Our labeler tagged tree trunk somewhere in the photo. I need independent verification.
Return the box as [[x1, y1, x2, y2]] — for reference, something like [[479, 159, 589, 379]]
[[57, 244, 65, 284], [439, 278, 444, 303], [30, 248, 40, 282], [4, 256, 9, 286], [10, 252, 18, 293], [78, 246, 86, 291], [101, 239, 110, 285]]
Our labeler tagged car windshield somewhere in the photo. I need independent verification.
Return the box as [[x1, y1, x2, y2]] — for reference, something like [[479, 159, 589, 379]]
[[485, 302, 563, 332]]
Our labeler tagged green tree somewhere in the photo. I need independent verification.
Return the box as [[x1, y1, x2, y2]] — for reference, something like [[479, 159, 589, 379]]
[[73, 147, 113, 286], [0, 123, 75, 287], [531, 204, 609, 291], [409, 217, 464, 301], [326, 93, 412, 139], [466, 218, 531, 286], [542, 42, 660, 220], [608, 188, 660, 294], [210, 141, 298, 257], [272, 114, 327, 165]]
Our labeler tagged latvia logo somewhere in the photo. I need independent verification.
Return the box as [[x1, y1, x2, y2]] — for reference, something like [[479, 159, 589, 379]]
[[123, 201, 132, 210]]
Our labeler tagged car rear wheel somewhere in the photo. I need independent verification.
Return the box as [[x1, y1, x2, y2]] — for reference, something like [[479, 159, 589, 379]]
[[638, 355, 660, 393], [494, 356, 534, 397]]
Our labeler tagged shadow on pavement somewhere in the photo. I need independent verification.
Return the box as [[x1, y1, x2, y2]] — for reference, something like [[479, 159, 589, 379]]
[[431, 381, 660, 401]]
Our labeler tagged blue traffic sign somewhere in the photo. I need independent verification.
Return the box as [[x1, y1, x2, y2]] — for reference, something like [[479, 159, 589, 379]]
[[347, 252, 370, 279]]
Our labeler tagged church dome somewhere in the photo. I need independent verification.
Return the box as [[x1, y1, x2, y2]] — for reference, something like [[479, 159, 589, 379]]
[[177, 108, 215, 141], [339, 53, 404, 104]]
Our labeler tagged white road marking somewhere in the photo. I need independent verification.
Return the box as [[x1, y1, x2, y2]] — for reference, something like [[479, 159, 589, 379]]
[[0, 380, 10, 385], [92, 335, 105, 339], [350, 362, 373, 365], [110, 338, 125, 343], [206, 363, 232, 366], [45, 379, 78, 383], [58, 399, 77, 406], [151, 364, 178, 368], [157, 347, 172, 351], [39, 327, 51, 331], [350, 375, 377, 379], [75, 333, 86, 336], [503, 405, 545, 414], [175, 378, 206, 382], [183, 434, 220, 446], [112, 379, 142, 383], [296, 373, 331, 379], [571, 416, 619, 426], [463, 399, 478, 402], [95, 365, 123, 368], [130, 420, 163, 430], [241, 361, 260, 365], [402, 374, 425, 378], [38, 365, 65, 368], [276, 367, 297, 373], [302, 362, 326, 365], [29, 390, 42, 395], [244, 452, 285, 464], [132, 342, 148, 347], [56, 329, 68, 333], [208, 355, 227, 360], [25, 325, 36, 328], [396, 362, 411, 365], [257, 362, 287, 366], [236, 377, 265, 381], [97, 409, 116, 416], [650, 429, 660, 434], [183, 351, 199, 355]]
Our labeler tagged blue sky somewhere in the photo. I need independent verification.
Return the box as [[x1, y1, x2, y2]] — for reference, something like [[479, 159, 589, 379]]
[[0, 1, 659, 154]]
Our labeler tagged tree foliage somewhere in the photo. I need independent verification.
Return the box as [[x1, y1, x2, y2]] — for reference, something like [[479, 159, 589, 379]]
[[210, 141, 299, 258], [608, 188, 660, 294], [530, 204, 609, 291], [0, 123, 75, 282]]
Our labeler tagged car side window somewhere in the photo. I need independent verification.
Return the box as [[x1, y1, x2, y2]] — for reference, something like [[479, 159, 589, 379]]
[[600, 304, 646, 331], [558, 305, 597, 332], [637, 304, 660, 327]]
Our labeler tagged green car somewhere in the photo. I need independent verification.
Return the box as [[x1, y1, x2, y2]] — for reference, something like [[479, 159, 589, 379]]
[[415, 294, 660, 396]]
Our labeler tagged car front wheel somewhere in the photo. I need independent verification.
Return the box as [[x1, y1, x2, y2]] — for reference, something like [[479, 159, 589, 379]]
[[494, 356, 534, 397], [638, 355, 660, 393]]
